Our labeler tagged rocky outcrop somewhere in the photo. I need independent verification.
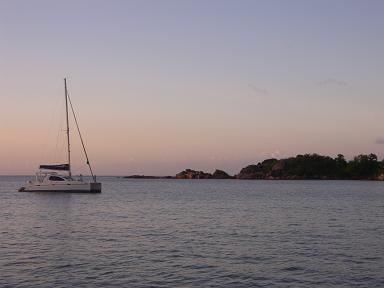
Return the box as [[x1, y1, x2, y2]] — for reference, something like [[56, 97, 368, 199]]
[[175, 169, 212, 179], [175, 169, 232, 179], [212, 169, 232, 179], [269, 160, 285, 178], [236, 159, 278, 179]]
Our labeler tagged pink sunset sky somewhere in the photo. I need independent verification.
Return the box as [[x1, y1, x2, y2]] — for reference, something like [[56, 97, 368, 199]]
[[1, 0, 384, 175]]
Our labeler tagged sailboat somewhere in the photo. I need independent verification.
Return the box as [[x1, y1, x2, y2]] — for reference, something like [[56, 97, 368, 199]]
[[19, 79, 102, 193]]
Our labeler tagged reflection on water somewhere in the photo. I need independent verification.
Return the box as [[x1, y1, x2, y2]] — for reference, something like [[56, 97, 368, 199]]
[[1, 177, 384, 287]]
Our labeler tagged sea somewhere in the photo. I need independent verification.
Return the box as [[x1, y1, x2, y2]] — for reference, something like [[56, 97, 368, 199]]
[[1, 176, 383, 287]]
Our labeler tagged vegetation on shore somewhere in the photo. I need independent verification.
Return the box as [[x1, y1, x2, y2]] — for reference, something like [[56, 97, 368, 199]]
[[124, 153, 384, 180], [126, 153, 384, 180], [235, 153, 384, 180]]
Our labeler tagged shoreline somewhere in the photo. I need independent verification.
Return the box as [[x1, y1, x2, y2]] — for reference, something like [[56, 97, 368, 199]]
[[121, 175, 384, 181], [121, 153, 384, 181]]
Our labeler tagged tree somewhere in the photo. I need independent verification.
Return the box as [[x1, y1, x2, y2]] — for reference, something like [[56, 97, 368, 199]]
[[346, 154, 380, 179]]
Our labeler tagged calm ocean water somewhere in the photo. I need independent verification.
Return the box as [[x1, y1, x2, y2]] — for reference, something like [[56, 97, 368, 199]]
[[0, 176, 383, 287]]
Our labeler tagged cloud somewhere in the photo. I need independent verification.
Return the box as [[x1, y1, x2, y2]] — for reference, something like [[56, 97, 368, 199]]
[[317, 78, 347, 87], [248, 84, 269, 95], [375, 137, 384, 144], [270, 149, 281, 158], [261, 149, 281, 159]]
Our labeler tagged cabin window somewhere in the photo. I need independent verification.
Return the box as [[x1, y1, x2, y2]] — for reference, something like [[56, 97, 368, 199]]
[[49, 176, 65, 181]]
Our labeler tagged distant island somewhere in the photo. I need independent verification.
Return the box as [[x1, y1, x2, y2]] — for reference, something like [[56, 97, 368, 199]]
[[123, 153, 384, 181]]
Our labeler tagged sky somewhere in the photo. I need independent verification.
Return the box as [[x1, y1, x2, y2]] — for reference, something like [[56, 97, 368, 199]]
[[1, 0, 384, 175]]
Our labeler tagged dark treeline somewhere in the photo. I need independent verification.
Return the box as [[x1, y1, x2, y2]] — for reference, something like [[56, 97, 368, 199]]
[[236, 153, 384, 180], [172, 153, 384, 180]]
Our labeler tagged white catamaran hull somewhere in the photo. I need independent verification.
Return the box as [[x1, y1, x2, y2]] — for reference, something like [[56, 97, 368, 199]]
[[19, 181, 101, 193]]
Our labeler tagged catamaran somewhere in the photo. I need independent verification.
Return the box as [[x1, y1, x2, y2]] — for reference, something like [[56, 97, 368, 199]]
[[19, 79, 102, 193]]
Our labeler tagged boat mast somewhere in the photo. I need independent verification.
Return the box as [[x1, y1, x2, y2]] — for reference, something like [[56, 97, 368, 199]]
[[67, 92, 97, 182], [64, 78, 71, 178]]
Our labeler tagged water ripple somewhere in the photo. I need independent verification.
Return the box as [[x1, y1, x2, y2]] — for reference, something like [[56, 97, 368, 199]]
[[1, 177, 383, 287]]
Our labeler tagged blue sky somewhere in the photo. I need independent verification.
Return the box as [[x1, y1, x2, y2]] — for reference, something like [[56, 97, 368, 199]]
[[1, 0, 384, 175]]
